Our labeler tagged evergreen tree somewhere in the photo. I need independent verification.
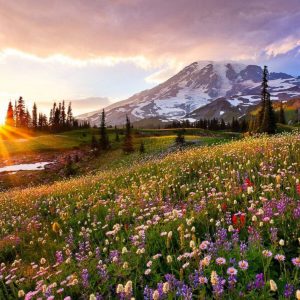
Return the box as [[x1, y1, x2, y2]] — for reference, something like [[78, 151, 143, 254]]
[[5, 101, 14, 127], [139, 141, 145, 154], [91, 134, 99, 151], [278, 101, 286, 124], [58, 102, 62, 125], [257, 66, 276, 134], [261, 92, 276, 134], [49, 109, 53, 127], [25, 109, 31, 128], [61, 101, 66, 127], [67, 102, 73, 128], [53, 107, 61, 131], [123, 115, 134, 153], [175, 130, 185, 145], [16, 97, 26, 128], [99, 109, 109, 150], [295, 108, 300, 124], [257, 66, 268, 132], [32, 102, 38, 129], [115, 126, 120, 142]]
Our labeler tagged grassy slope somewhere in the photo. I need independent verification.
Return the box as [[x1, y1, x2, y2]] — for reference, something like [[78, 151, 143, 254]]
[[0, 132, 300, 298], [0, 128, 237, 157]]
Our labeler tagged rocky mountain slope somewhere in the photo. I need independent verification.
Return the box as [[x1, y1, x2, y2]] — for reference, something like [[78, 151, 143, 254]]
[[78, 61, 300, 125]]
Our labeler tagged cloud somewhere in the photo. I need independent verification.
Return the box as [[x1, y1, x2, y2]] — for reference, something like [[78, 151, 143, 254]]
[[0, 0, 299, 67], [265, 36, 300, 57], [0, 0, 300, 105]]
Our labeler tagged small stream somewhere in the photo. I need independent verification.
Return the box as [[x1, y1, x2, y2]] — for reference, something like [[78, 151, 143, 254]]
[[0, 162, 53, 173]]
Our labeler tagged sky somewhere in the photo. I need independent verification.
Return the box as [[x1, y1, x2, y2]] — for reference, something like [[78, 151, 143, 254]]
[[0, 0, 300, 123]]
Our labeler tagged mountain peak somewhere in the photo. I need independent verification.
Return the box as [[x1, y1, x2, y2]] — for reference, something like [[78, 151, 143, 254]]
[[78, 61, 300, 125]]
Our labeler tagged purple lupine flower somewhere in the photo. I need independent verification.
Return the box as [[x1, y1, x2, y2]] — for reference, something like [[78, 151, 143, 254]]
[[283, 284, 294, 298], [294, 202, 300, 218], [81, 268, 89, 288], [55, 251, 64, 264], [143, 286, 154, 300], [228, 274, 237, 289], [189, 270, 200, 288], [177, 284, 192, 300], [97, 261, 108, 281], [270, 227, 278, 243], [254, 273, 265, 289], [225, 212, 232, 225], [95, 247, 101, 259], [232, 230, 239, 244], [212, 277, 225, 297], [240, 241, 247, 253]]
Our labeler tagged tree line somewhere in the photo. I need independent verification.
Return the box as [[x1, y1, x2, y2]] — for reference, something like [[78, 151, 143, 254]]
[[5, 97, 89, 132], [166, 117, 248, 132], [91, 110, 135, 154]]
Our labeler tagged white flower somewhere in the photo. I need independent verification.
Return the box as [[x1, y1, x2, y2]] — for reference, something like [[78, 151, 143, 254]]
[[89, 294, 97, 300], [153, 290, 160, 300], [116, 284, 124, 294], [269, 280, 277, 292], [144, 268, 151, 275], [162, 282, 170, 293], [167, 255, 173, 264], [124, 280, 133, 295]]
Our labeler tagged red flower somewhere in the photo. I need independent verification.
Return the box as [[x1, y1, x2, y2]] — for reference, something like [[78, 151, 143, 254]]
[[232, 214, 238, 225], [232, 213, 246, 229], [221, 203, 227, 212], [296, 184, 300, 195], [245, 178, 253, 187]]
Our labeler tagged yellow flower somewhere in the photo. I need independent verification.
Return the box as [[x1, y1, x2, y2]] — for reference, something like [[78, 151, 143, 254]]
[[52, 222, 60, 233], [210, 271, 218, 286], [296, 290, 300, 300], [18, 290, 25, 298], [116, 284, 124, 294]]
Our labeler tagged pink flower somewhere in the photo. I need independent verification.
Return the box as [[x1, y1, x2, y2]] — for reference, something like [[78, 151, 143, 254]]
[[274, 254, 285, 262], [216, 257, 226, 265], [227, 267, 238, 276], [199, 276, 208, 285], [292, 257, 300, 268], [238, 260, 249, 270]]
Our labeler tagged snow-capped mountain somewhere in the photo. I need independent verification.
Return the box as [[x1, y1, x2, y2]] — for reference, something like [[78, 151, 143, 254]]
[[78, 61, 300, 125]]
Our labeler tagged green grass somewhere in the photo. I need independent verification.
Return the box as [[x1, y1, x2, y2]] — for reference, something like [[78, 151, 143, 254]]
[[0, 128, 236, 158]]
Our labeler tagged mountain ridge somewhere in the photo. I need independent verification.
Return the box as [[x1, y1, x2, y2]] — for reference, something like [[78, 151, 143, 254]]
[[77, 61, 300, 125]]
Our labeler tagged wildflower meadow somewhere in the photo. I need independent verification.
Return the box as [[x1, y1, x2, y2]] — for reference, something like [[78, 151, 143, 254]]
[[0, 133, 300, 299]]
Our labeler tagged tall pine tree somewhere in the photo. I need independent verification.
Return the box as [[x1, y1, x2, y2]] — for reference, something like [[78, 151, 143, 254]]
[[123, 115, 134, 153], [32, 102, 38, 129], [257, 66, 276, 134], [278, 101, 286, 124], [67, 102, 73, 128], [99, 109, 109, 150], [16, 97, 26, 128], [5, 101, 14, 127]]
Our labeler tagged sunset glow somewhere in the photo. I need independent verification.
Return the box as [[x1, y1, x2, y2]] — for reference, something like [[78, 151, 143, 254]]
[[0, 0, 300, 114]]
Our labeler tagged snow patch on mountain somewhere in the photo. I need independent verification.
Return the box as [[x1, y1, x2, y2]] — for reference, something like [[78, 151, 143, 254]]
[[78, 61, 300, 126]]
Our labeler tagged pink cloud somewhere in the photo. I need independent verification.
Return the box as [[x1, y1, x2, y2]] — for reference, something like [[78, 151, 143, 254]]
[[0, 0, 299, 66]]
